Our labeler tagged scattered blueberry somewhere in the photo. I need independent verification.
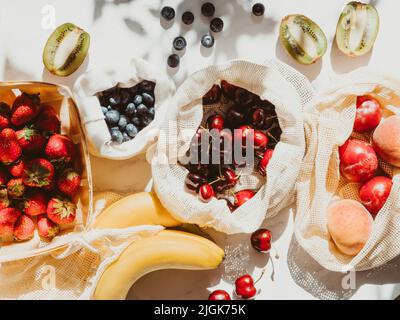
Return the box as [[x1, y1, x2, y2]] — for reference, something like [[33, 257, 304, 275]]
[[133, 95, 143, 106], [111, 128, 123, 144], [210, 17, 224, 32], [140, 80, 155, 92], [125, 103, 136, 116], [252, 3, 265, 16], [148, 107, 155, 117], [126, 124, 139, 138], [161, 6, 175, 21], [182, 11, 194, 25], [131, 117, 141, 126], [118, 115, 128, 131], [167, 54, 180, 68], [201, 34, 215, 48], [105, 110, 120, 125], [173, 36, 187, 51], [142, 92, 155, 107], [122, 132, 130, 142], [201, 2, 215, 17], [109, 94, 121, 106], [101, 106, 108, 115], [136, 104, 149, 116]]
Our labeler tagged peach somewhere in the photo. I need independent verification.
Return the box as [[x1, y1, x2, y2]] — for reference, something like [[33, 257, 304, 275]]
[[327, 199, 373, 256], [372, 115, 400, 167]]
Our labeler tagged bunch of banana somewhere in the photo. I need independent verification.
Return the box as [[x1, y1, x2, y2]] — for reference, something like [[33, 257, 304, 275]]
[[92, 192, 224, 300]]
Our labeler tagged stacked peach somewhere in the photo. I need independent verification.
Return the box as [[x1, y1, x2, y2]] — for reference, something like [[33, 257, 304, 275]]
[[328, 96, 400, 256]]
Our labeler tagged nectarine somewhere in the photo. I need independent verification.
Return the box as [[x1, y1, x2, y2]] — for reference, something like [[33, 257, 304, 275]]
[[359, 176, 392, 215], [372, 115, 400, 167], [327, 199, 373, 256]]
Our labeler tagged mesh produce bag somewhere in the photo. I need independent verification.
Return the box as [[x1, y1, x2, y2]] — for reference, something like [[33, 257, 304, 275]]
[[151, 60, 313, 234], [0, 191, 163, 299], [296, 70, 400, 272]]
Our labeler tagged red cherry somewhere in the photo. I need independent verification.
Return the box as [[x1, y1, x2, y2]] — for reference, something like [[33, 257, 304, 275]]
[[254, 131, 268, 149], [235, 275, 256, 299], [251, 228, 272, 252], [354, 96, 382, 133], [199, 183, 215, 202], [259, 149, 274, 176], [207, 114, 225, 132], [359, 176, 393, 215], [223, 168, 238, 185], [339, 139, 378, 182], [208, 290, 231, 300], [234, 125, 253, 148], [234, 189, 255, 208]]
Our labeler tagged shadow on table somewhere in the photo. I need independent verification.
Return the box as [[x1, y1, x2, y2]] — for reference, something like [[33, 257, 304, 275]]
[[287, 235, 400, 300]]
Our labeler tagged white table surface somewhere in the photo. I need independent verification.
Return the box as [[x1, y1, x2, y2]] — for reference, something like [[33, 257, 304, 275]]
[[0, 0, 399, 300]]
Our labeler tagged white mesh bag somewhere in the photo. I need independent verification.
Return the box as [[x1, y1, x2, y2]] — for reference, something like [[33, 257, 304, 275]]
[[74, 58, 175, 160], [151, 59, 313, 234], [296, 69, 400, 272]]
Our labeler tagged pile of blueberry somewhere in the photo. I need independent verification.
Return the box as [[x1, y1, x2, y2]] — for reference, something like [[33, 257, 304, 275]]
[[98, 81, 156, 144], [161, 2, 266, 68]]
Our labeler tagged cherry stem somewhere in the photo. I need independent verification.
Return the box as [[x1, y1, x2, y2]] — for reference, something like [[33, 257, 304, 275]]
[[209, 177, 222, 185], [254, 268, 266, 285], [271, 243, 279, 259], [267, 132, 279, 143]]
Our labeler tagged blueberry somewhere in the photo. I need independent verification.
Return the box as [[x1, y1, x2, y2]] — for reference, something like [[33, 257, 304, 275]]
[[201, 2, 215, 17], [126, 124, 139, 138], [122, 132, 130, 142], [142, 116, 153, 127], [140, 81, 155, 93], [167, 54, 180, 68], [148, 107, 155, 117], [142, 92, 155, 107], [210, 17, 224, 32], [131, 117, 141, 126], [105, 110, 120, 125], [252, 3, 265, 16], [109, 94, 121, 106], [136, 104, 148, 116], [118, 115, 128, 131], [133, 95, 143, 106], [161, 6, 175, 21], [101, 106, 108, 115], [110, 128, 123, 144], [125, 103, 137, 116], [173, 36, 187, 51], [182, 11, 194, 25], [201, 34, 215, 48]]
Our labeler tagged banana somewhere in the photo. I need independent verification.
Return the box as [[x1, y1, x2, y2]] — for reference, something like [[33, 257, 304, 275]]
[[92, 192, 182, 229], [93, 230, 225, 300]]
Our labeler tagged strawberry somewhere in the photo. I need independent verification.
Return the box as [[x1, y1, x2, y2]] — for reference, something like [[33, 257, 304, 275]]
[[47, 197, 76, 225], [13, 215, 35, 241], [37, 215, 60, 240], [16, 127, 46, 154], [1, 128, 17, 140], [57, 169, 81, 197], [0, 208, 21, 241], [34, 105, 61, 134], [23, 158, 54, 187], [23, 190, 48, 216], [0, 188, 10, 210], [0, 136, 22, 165], [7, 178, 26, 198], [45, 134, 76, 165], [0, 168, 8, 186], [11, 93, 40, 126], [43, 179, 56, 192], [0, 102, 11, 129], [9, 159, 26, 178]]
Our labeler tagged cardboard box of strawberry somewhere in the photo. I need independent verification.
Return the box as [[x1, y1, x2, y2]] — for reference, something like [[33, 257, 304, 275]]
[[0, 92, 81, 243]]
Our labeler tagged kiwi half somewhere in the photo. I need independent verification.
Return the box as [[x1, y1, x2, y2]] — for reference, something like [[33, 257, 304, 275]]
[[336, 2, 379, 57], [43, 23, 90, 77], [279, 14, 327, 65]]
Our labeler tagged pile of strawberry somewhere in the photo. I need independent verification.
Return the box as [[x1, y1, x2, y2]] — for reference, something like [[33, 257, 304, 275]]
[[0, 92, 81, 243]]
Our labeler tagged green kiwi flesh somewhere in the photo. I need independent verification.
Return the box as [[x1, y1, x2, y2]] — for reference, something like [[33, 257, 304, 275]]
[[336, 2, 379, 57], [43, 23, 90, 77], [279, 14, 327, 65]]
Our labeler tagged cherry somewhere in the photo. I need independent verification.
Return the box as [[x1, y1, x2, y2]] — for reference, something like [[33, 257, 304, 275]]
[[234, 88, 254, 107], [220, 80, 237, 100], [234, 189, 255, 208], [226, 106, 245, 128], [208, 290, 231, 300], [359, 176, 393, 215], [251, 228, 272, 252], [185, 173, 207, 193], [254, 131, 268, 149], [248, 107, 266, 128], [207, 114, 225, 132], [203, 84, 222, 105], [354, 96, 382, 133], [258, 149, 274, 176], [235, 275, 257, 299], [235, 125, 254, 148], [199, 183, 215, 202], [223, 168, 238, 185]]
